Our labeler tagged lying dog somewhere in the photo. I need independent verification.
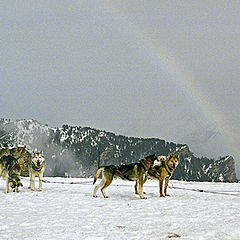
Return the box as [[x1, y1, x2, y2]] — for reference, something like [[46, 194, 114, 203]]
[[93, 154, 157, 199], [135, 152, 180, 197], [28, 152, 45, 191], [0, 155, 23, 193]]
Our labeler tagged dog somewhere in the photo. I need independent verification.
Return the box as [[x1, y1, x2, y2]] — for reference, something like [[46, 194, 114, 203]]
[[0, 155, 23, 193], [28, 151, 45, 191], [152, 155, 167, 168], [134, 155, 166, 194], [135, 152, 180, 197], [93, 154, 157, 199]]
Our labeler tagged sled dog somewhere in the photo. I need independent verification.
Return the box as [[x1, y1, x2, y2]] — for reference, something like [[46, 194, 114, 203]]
[[28, 152, 45, 191], [93, 154, 157, 199], [135, 152, 180, 197], [0, 155, 23, 193], [152, 155, 167, 168]]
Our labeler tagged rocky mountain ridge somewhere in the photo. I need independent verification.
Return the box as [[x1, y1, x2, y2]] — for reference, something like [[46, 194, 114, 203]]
[[0, 118, 237, 182]]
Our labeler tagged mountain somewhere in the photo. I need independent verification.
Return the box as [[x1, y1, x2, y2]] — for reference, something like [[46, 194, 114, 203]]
[[0, 118, 237, 182]]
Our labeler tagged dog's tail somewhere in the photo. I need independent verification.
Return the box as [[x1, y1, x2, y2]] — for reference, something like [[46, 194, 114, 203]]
[[93, 167, 104, 185]]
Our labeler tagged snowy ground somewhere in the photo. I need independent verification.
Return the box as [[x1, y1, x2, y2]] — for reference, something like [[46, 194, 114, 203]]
[[0, 177, 239, 240]]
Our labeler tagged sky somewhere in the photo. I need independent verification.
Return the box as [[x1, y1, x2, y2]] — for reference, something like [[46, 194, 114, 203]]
[[1, 1, 240, 174]]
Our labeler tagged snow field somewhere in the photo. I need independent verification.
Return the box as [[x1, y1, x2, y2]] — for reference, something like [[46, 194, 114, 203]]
[[0, 178, 239, 240]]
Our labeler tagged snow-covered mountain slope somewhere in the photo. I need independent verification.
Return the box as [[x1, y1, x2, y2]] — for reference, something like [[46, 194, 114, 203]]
[[0, 178, 239, 240], [0, 118, 237, 182]]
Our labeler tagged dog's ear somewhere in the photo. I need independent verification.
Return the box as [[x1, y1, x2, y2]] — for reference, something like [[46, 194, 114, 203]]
[[168, 152, 173, 158], [175, 153, 180, 159]]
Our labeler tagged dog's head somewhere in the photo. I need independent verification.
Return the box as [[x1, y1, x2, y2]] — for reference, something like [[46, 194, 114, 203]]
[[167, 152, 180, 170], [9, 174, 23, 189], [153, 155, 167, 168], [32, 151, 45, 168]]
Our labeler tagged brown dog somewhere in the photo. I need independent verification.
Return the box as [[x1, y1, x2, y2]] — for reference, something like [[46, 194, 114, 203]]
[[93, 154, 157, 199], [135, 152, 180, 197]]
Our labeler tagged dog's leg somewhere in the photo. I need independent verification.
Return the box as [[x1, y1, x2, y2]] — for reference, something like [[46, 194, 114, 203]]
[[30, 172, 35, 191], [39, 172, 43, 191], [136, 176, 148, 195], [138, 176, 147, 199], [93, 178, 105, 197], [134, 180, 138, 194], [101, 176, 113, 198], [28, 169, 31, 189], [5, 177, 9, 194], [142, 176, 148, 194], [159, 178, 165, 197], [164, 177, 170, 196]]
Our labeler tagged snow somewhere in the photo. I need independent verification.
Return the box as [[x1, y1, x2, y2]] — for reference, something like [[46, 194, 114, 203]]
[[219, 173, 224, 182], [0, 178, 239, 240], [224, 156, 231, 161], [60, 133, 69, 142]]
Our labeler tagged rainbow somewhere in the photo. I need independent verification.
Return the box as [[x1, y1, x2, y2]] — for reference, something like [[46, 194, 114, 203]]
[[101, 2, 240, 165]]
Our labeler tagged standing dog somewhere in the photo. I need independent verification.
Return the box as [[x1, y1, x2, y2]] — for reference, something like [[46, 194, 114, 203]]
[[135, 152, 180, 197], [28, 152, 45, 191], [93, 154, 157, 199], [0, 155, 23, 193], [134, 155, 166, 194], [152, 155, 167, 168]]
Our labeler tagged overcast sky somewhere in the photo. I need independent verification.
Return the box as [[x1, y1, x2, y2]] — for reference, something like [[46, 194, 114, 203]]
[[1, 1, 240, 173]]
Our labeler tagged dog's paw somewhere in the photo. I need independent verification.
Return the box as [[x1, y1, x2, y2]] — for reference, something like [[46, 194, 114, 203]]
[[104, 195, 110, 198], [160, 195, 165, 197]]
